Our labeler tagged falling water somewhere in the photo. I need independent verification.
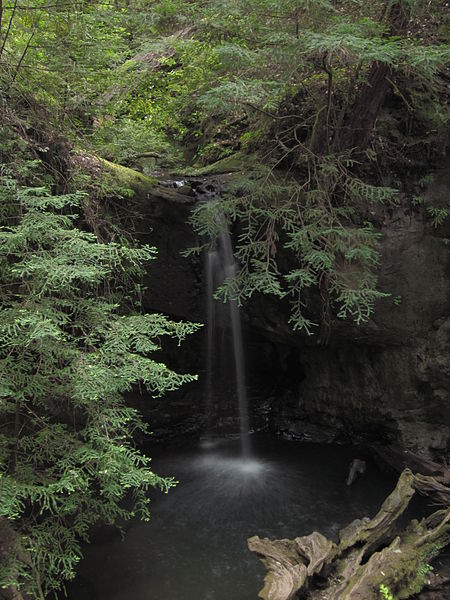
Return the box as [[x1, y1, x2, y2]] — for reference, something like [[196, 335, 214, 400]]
[[219, 231, 250, 456], [203, 203, 250, 456], [205, 249, 217, 427]]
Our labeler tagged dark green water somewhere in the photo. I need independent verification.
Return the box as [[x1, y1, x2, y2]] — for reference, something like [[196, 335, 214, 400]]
[[69, 435, 394, 600]]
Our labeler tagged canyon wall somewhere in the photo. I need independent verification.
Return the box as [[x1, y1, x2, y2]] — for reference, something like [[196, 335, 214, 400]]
[[130, 166, 450, 461]]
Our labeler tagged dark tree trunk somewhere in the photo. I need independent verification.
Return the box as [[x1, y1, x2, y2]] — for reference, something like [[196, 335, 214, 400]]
[[343, 1, 409, 150], [343, 62, 391, 150]]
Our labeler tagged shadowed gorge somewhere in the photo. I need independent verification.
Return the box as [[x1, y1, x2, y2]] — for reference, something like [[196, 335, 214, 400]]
[[0, 1, 448, 599]]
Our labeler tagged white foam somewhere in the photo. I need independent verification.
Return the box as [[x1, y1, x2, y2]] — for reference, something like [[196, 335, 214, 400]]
[[199, 439, 221, 450], [193, 454, 269, 478]]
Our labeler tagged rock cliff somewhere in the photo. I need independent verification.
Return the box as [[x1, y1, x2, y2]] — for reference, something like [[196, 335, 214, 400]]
[[118, 162, 449, 461]]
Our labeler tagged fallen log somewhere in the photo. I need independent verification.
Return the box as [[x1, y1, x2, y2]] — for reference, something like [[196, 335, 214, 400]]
[[413, 473, 450, 506], [249, 469, 450, 600], [370, 445, 450, 486]]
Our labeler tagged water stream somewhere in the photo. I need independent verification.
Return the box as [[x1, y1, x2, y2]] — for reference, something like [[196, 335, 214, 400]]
[[205, 249, 218, 428]]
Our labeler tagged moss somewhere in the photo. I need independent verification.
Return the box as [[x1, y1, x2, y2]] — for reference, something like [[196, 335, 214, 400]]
[[396, 541, 445, 598], [100, 158, 158, 197], [100, 158, 194, 204], [73, 155, 193, 203], [334, 525, 447, 599], [184, 152, 249, 176]]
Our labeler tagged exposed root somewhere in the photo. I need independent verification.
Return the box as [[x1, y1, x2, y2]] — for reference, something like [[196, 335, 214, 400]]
[[248, 469, 450, 600]]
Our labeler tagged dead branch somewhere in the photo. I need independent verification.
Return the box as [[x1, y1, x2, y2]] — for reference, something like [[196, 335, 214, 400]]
[[249, 469, 450, 600]]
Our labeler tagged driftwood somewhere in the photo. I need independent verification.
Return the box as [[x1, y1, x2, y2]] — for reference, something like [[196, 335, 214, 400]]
[[248, 469, 450, 600], [346, 459, 366, 486], [413, 473, 450, 507], [248, 532, 335, 600]]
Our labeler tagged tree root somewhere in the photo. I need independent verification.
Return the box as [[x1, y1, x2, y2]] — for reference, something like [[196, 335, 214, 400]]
[[248, 469, 450, 600]]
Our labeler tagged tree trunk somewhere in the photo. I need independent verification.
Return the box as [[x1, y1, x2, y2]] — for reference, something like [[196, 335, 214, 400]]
[[342, 1, 409, 150]]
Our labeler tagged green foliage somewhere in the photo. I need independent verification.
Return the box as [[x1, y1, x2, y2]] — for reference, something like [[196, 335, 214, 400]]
[[0, 1, 131, 122], [417, 562, 434, 578], [427, 206, 449, 228], [179, 0, 447, 334], [1, 1, 447, 336], [90, 117, 182, 168], [0, 1, 448, 596], [2, 1, 447, 175], [404, 556, 438, 596], [189, 155, 392, 333], [89, 37, 223, 166], [0, 176, 199, 598], [379, 583, 395, 600]]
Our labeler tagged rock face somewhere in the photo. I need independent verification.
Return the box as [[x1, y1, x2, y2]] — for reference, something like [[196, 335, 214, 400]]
[[120, 162, 449, 461], [115, 179, 206, 441], [266, 165, 450, 462]]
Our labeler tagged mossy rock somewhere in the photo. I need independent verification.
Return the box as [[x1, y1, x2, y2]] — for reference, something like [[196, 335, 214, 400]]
[[100, 158, 159, 197], [184, 152, 249, 176], [70, 153, 194, 203], [103, 159, 194, 203]]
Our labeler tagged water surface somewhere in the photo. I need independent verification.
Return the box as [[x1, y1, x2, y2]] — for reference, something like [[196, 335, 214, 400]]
[[70, 435, 394, 600]]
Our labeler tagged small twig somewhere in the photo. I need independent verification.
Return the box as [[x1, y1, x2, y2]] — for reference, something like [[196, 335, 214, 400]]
[[242, 101, 304, 121], [8, 30, 35, 88], [0, 0, 17, 59], [322, 52, 333, 153]]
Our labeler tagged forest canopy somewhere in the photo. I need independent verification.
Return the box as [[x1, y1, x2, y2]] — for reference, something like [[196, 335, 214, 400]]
[[1, 0, 448, 333]]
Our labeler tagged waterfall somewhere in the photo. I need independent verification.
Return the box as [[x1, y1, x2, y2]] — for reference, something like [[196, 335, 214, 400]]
[[218, 231, 250, 456], [205, 249, 217, 428], [203, 203, 250, 456]]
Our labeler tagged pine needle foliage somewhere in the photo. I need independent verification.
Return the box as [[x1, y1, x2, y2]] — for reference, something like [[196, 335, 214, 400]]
[[189, 156, 392, 334], [182, 0, 448, 334], [0, 174, 200, 599]]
